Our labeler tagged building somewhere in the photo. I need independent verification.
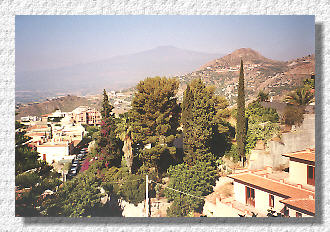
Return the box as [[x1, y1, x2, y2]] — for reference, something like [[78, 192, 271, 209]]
[[36, 141, 74, 164], [229, 148, 315, 217], [71, 106, 101, 125], [282, 148, 315, 187]]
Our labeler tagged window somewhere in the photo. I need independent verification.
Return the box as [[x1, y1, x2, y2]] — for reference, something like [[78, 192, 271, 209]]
[[246, 186, 255, 207], [296, 212, 302, 217], [284, 206, 289, 217], [269, 194, 274, 208], [307, 165, 315, 186]]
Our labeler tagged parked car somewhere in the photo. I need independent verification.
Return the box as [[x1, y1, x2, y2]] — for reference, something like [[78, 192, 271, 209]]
[[71, 163, 78, 168]]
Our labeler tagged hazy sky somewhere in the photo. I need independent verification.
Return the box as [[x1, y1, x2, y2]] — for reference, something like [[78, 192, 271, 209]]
[[16, 15, 315, 72]]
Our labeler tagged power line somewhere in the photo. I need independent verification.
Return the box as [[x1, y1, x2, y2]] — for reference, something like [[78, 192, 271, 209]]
[[150, 179, 205, 200]]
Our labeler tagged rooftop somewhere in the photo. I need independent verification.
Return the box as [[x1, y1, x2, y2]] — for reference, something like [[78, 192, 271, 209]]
[[280, 198, 315, 215], [282, 148, 315, 163], [37, 142, 70, 147], [229, 172, 314, 199]]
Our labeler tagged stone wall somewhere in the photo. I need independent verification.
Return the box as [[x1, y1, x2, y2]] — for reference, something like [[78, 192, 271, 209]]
[[248, 114, 315, 170]]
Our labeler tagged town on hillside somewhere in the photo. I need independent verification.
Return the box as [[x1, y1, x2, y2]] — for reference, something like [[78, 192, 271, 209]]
[[15, 68, 316, 217], [15, 15, 316, 218]]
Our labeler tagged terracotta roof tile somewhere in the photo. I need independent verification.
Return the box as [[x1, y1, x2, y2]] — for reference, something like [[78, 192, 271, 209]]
[[282, 148, 315, 163], [229, 172, 314, 199], [280, 198, 315, 214]]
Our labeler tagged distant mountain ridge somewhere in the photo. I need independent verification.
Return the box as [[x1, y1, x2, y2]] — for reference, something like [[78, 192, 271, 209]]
[[16, 48, 315, 118], [16, 46, 223, 103]]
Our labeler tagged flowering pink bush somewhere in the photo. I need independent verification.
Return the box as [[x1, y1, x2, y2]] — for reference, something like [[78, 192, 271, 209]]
[[80, 158, 91, 172]]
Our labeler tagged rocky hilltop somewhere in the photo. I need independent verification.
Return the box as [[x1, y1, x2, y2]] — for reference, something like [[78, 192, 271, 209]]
[[15, 95, 101, 120], [177, 48, 315, 104]]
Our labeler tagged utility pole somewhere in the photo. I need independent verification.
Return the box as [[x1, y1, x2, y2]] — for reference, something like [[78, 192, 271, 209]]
[[145, 174, 149, 217]]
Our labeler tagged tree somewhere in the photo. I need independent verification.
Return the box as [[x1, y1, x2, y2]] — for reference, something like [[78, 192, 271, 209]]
[[15, 121, 41, 175], [115, 113, 134, 173], [182, 79, 231, 165], [42, 172, 105, 217], [256, 91, 269, 102], [15, 121, 62, 216], [165, 161, 217, 217], [130, 77, 180, 173], [284, 87, 314, 106], [96, 89, 123, 167], [282, 105, 304, 126], [236, 60, 246, 164]]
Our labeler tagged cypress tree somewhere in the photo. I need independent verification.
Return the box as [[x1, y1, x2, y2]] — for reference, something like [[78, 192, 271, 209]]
[[236, 60, 246, 165], [96, 89, 122, 167], [182, 78, 231, 165], [182, 84, 194, 160]]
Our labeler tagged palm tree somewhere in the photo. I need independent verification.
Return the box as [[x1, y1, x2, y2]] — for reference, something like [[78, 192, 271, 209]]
[[115, 113, 134, 173], [284, 87, 314, 106], [257, 91, 269, 102]]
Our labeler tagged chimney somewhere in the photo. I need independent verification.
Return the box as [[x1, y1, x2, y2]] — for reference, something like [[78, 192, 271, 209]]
[[297, 184, 302, 189], [280, 179, 284, 183]]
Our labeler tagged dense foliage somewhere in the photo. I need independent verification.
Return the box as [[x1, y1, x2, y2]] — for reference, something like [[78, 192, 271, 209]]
[[182, 78, 232, 165], [101, 165, 152, 206], [42, 171, 104, 217], [15, 121, 41, 175], [115, 113, 134, 173], [95, 89, 123, 167], [165, 161, 217, 217], [285, 87, 314, 106], [130, 77, 181, 173], [15, 121, 62, 216], [236, 60, 246, 163], [245, 102, 280, 152]]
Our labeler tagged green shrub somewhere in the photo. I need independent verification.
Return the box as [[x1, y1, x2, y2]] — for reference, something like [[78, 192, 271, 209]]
[[165, 161, 217, 217], [15, 172, 40, 188]]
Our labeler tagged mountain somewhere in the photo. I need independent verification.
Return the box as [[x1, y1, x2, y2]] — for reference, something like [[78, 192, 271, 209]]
[[177, 48, 315, 104], [16, 46, 223, 104], [15, 95, 101, 120]]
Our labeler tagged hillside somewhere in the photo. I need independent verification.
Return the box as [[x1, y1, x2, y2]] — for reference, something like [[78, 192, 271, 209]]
[[176, 48, 315, 104], [15, 95, 101, 120]]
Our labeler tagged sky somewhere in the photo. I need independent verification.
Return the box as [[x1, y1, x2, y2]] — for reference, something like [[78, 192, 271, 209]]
[[16, 15, 315, 72]]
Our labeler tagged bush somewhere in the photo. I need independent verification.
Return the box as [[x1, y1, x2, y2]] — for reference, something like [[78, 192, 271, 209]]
[[101, 165, 156, 206], [165, 161, 217, 217], [15, 172, 40, 188], [244, 102, 280, 152], [282, 105, 304, 126]]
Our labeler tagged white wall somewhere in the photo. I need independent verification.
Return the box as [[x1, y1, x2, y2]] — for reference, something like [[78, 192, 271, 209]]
[[37, 146, 70, 164], [233, 182, 246, 205], [288, 207, 312, 217], [289, 160, 307, 185], [255, 189, 285, 215], [234, 181, 286, 215], [254, 188, 269, 214]]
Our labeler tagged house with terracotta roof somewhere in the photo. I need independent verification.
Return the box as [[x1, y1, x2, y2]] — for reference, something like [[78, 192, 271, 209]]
[[229, 148, 315, 217], [282, 148, 315, 187]]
